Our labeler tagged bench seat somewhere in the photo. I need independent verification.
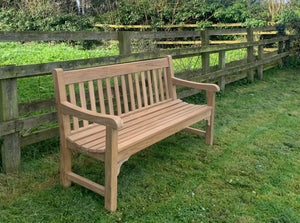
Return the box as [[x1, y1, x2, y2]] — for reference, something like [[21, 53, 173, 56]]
[[67, 99, 211, 161]]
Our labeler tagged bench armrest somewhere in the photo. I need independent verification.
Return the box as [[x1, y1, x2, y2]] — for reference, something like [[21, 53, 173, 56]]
[[60, 101, 123, 130], [172, 77, 220, 92]]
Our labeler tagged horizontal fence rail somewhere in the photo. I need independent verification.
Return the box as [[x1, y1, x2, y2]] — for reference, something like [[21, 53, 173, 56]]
[[0, 25, 297, 174]]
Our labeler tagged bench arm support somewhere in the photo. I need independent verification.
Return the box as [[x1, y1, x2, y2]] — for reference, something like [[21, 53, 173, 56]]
[[60, 101, 123, 130], [172, 77, 220, 92]]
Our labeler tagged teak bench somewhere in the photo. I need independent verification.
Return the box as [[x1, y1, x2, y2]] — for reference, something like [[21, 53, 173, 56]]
[[52, 55, 220, 211]]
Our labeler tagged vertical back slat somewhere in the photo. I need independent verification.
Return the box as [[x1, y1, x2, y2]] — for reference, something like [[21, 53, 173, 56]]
[[121, 75, 129, 113], [79, 82, 88, 127], [158, 68, 165, 101], [68, 84, 79, 130], [141, 71, 148, 107], [166, 55, 177, 99], [163, 67, 170, 99], [97, 79, 106, 114], [147, 70, 154, 105], [128, 74, 136, 111], [106, 78, 114, 115], [114, 77, 122, 115], [152, 69, 159, 103], [134, 72, 142, 109], [88, 81, 96, 112]]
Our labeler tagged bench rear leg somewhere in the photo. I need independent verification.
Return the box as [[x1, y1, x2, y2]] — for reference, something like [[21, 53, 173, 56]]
[[205, 91, 216, 145], [205, 116, 214, 145], [105, 127, 118, 211]]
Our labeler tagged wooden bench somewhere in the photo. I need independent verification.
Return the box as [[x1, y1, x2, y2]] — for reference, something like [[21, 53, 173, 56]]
[[52, 55, 220, 211]]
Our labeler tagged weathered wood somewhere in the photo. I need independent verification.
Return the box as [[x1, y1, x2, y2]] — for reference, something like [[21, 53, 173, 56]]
[[257, 45, 264, 80], [0, 112, 57, 137], [21, 112, 57, 130], [0, 120, 19, 136], [20, 127, 59, 147], [132, 31, 202, 39], [0, 31, 117, 42], [218, 50, 226, 92], [283, 38, 291, 66], [94, 23, 242, 29], [201, 31, 210, 75], [208, 28, 247, 36], [118, 31, 131, 56], [0, 78, 20, 173], [247, 28, 254, 82], [254, 26, 277, 32], [203, 52, 289, 81], [225, 73, 248, 84], [18, 98, 55, 115]]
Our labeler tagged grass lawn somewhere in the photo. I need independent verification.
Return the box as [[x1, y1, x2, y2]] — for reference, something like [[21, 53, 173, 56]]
[[1, 56, 300, 221]]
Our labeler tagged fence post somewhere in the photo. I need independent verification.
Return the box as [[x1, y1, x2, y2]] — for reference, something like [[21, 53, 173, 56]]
[[218, 50, 226, 92], [118, 31, 132, 56], [257, 44, 264, 80], [0, 78, 20, 173], [201, 30, 210, 75], [276, 24, 285, 68], [283, 37, 291, 66], [247, 27, 254, 82]]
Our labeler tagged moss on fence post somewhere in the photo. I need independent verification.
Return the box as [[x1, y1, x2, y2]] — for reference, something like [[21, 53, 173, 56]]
[[201, 30, 210, 84], [247, 27, 254, 82], [218, 50, 226, 92], [0, 77, 20, 173], [118, 31, 132, 56]]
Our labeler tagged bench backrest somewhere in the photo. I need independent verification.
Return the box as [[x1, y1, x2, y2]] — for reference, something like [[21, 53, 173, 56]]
[[53, 55, 177, 131]]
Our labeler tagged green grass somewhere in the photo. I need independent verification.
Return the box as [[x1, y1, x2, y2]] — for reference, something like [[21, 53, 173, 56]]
[[0, 42, 119, 66], [0, 65, 299, 222], [173, 49, 247, 72]]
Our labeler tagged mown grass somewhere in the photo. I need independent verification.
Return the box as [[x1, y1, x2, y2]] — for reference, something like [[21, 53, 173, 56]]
[[0, 42, 119, 66], [0, 65, 299, 222]]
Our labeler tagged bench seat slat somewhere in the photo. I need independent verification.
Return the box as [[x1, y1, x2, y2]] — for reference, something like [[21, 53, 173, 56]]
[[67, 100, 211, 158], [74, 101, 198, 149]]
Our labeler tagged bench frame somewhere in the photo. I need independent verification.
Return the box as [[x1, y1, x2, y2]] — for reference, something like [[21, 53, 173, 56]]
[[52, 55, 219, 211]]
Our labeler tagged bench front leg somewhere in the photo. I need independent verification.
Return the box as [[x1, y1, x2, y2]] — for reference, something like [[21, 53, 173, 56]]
[[105, 126, 119, 211], [206, 91, 216, 145]]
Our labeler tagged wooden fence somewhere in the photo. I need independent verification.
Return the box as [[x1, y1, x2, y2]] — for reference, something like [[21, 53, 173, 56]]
[[0, 26, 295, 173]]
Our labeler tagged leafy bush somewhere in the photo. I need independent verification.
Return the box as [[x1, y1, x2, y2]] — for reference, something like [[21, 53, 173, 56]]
[[0, 7, 95, 32]]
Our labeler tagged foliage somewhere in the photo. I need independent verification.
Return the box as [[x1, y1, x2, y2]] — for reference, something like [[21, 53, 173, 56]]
[[0, 66, 300, 222], [1, 0, 299, 31], [0, 0, 96, 32]]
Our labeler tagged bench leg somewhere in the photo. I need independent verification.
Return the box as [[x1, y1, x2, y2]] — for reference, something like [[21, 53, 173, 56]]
[[60, 139, 72, 188], [105, 127, 118, 212], [205, 91, 216, 146], [205, 116, 214, 145]]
